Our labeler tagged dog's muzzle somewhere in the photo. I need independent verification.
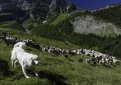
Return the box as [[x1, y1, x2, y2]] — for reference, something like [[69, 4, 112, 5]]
[[34, 60, 39, 65]]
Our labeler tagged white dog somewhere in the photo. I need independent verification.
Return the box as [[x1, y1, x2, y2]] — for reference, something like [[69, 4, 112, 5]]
[[11, 42, 26, 67], [11, 42, 39, 78]]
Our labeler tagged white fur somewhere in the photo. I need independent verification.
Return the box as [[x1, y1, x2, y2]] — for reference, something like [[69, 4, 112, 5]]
[[11, 43, 39, 78], [13, 42, 26, 48]]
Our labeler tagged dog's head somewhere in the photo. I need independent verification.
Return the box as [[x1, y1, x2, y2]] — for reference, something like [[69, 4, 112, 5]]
[[31, 55, 39, 65]]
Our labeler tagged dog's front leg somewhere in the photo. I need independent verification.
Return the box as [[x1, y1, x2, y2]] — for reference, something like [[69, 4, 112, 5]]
[[22, 66, 30, 78], [11, 57, 15, 67], [11, 60, 16, 67]]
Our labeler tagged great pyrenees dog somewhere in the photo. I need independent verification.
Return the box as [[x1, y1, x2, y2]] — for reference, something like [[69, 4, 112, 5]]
[[11, 42, 39, 78]]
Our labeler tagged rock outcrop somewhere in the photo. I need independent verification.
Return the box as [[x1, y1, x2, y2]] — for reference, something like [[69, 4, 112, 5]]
[[0, 0, 70, 20], [71, 15, 121, 37]]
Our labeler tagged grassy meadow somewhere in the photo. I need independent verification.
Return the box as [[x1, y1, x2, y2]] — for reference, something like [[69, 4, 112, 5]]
[[0, 28, 121, 85]]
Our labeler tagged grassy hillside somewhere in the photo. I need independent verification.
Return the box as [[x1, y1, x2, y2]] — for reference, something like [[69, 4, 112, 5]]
[[0, 21, 25, 31], [0, 28, 121, 85], [31, 12, 121, 58], [50, 13, 70, 26], [1, 5, 121, 84], [92, 3, 121, 28]]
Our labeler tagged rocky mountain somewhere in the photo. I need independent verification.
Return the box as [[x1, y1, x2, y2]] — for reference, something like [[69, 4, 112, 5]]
[[0, 0, 121, 38], [71, 15, 120, 37], [69, 3, 121, 37], [0, 0, 76, 21]]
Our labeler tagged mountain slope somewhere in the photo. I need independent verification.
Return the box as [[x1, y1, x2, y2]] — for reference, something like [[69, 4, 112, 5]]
[[0, 28, 121, 85], [92, 2, 121, 27], [0, 0, 72, 21], [71, 15, 120, 37], [1, 2, 121, 84], [0, 0, 77, 32]]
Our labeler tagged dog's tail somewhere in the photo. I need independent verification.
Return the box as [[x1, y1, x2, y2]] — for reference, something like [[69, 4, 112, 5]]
[[13, 42, 26, 48]]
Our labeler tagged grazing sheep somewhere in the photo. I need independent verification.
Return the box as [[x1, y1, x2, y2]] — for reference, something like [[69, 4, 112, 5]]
[[85, 57, 97, 65], [2, 33, 120, 66], [1, 35, 18, 45]]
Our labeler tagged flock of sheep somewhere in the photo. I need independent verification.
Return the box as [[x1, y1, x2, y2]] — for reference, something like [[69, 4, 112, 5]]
[[0, 32, 41, 50], [41, 46, 120, 65], [0, 32, 120, 66]]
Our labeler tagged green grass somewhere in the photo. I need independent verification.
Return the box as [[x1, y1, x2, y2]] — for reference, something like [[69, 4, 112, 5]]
[[0, 28, 121, 85], [0, 28, 78, 50], [0, 21, 25, 31], [97, 27, 117, 38], [50, 13, 70, 26]]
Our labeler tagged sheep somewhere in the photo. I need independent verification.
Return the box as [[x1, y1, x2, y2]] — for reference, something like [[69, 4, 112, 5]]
[[1, 35, 18, 46]]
